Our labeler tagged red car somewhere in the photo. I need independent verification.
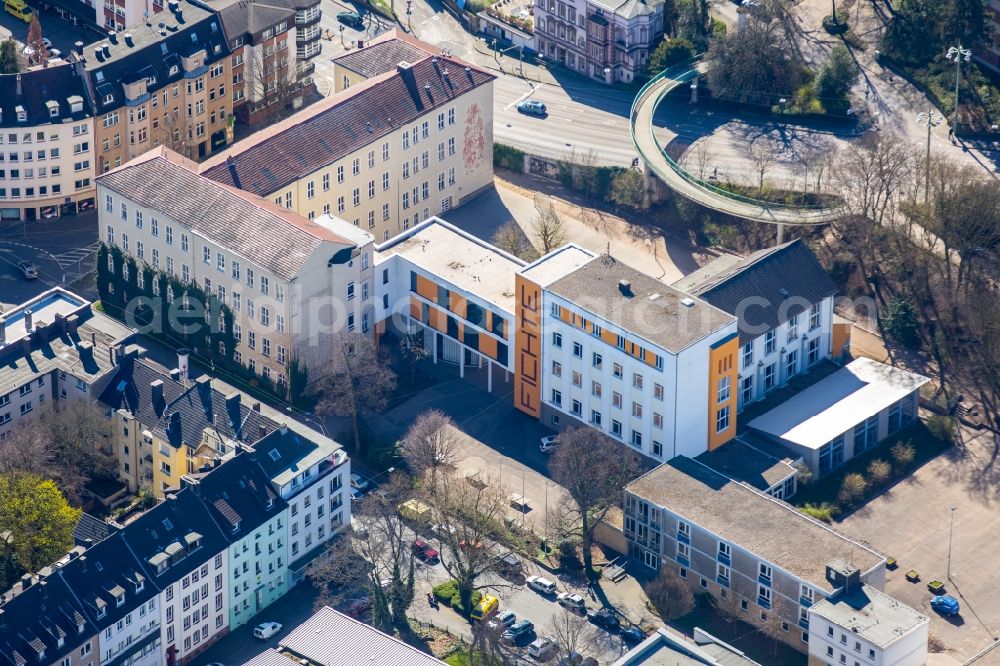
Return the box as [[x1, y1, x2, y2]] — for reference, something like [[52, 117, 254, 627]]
[[412, 538, 439, 561]]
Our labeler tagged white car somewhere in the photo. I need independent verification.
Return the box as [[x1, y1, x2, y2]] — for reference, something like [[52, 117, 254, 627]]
[[253, 621, 282, 639], [557, 592, 586, 611], [526, 575, 557, 595], [350, 516, 369, 538], [527, 636, 557, 658], [539, 435, 558, 453]]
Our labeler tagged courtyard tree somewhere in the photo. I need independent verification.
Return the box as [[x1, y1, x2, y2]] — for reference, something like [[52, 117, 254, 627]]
[[548, 608, 598, 662], [608, 168, 645, 211], [548, 427, 642, 575], [400, 409, 462, 490], [0, 473, 80, 591], [308, 474, 416, 631], [490, 221, 538, 261], [45, 401, 118, 501], [316, 332, 397, 456], [531, 196, 567, 254], [0, 38, 20, 73], [26, 14, 47, 66], [644, 570, 695, 621]]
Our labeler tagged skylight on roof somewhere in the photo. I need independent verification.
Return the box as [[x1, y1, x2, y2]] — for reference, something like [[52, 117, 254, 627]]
[[116, 380, 127, 393], [94, 561, 104, 572], [268, 449, 281, 461], [162, 518, 174, 530]]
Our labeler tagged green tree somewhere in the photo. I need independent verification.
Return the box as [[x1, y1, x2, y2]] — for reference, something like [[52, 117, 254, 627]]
[[676, 0, 711, 51], [814, 45, 858, 114], [0, 39, 19, 74], [608, 169, 645, 211], [882, 0, 990, 64], [0, 474, 80, 590], [881, 296, 920, 347], [647, 37, 695, 75]]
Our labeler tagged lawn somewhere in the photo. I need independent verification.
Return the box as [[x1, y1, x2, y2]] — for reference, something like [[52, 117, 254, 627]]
[[790, 420, 953, 521]]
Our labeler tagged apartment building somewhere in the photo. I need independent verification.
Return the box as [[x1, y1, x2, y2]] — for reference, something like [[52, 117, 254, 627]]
[[375, 217, 521, 391], [208, 0, 301, 123], [250, 423, 352, 584], [200, 31, 495, 243], [82, 0, 233, 170], [514, 248, 739, 461], [0, 570, 98, 666], [0, 65, 97, 222], [807, 564, 929, 666], [121, 486, 231, 664], [624, 456, 888, 652], [674, 239, 844, 413], [0, 288, 136, 443], [99, 347, 279, 494], [188, 454, 290, 630], [533, 0, 665, 83], [56, 535, 162, 666], [97, 148, 373, 389]]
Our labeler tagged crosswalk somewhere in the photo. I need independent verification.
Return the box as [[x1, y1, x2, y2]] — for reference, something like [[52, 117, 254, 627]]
[[53, 242, 99, 269]]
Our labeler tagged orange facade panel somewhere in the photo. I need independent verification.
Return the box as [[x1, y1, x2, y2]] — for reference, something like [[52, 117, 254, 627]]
[[450, 293, 468, 319], [831, 321, 852, 359], [415, 274, 437, 301], [707, 334, 739, 451], [409, 295, 422, 320], [600, 329, 618, 347], [480, 333, 498, 360], [515, 274, 543, 417]]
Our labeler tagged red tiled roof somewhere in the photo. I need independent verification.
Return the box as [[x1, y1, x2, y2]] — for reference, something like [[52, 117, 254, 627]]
[[199, 52, 494, 196]]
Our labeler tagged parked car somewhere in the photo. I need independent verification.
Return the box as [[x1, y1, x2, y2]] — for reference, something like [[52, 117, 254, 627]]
[[621, 624, 646, 645], [487, 610, 517, 631], [557, 592, 586, 612], [411, 538, 439, 562], [527, 636, 557, 659], [343, 596, 372, 619], [502, 619, 534, 643], [350, 516, 368, 538], [17, 261, 38, 279], [350, 487, 364, 502], [557, 652, 585, 666], [253, 621, 282, 639], [526, 575, 557, 595], [336, 10, 364, 29], [931, 595, 960, 616], [586, 607, 620, 629], [539, 435, 558, 452], [516, 100, 548, 117], [350, 473, 370, 491], [431, 523, 457, 537], [497, 551, 523, 575]]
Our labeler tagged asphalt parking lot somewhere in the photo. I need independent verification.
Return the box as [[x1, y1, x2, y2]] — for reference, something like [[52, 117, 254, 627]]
[[0, 4, 103, 60], [840, 424, 1000, 664]]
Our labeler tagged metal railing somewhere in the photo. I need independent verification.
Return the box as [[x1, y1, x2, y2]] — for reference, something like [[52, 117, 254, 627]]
[[630, 56, 844, 223]]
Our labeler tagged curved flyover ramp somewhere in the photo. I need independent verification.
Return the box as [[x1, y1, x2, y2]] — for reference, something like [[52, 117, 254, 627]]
[[630, 61, 844, 226]]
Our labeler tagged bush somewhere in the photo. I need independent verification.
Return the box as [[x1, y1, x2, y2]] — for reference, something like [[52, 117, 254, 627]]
[[891, 440, 916, 472], [867, 459, 892, 486], [837, 473, 868, 505], [493, 143, 525, 172], [881, 296, 920, 347], [801, 503, 837, 523], [926, 415, 956, 443], [432, 580, 482, 615], [647, 37, 695, 75]]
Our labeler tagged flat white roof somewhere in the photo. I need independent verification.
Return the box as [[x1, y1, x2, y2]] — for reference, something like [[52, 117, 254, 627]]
[[749, 358, 929, 450], [375, 217, 525, 313], [519, 244, 596, 287], [314, 213, 375, 247]]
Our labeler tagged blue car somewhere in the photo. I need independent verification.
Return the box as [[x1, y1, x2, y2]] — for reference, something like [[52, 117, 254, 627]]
[[930, 595, 960, 616], [516, 100, 548, 117]]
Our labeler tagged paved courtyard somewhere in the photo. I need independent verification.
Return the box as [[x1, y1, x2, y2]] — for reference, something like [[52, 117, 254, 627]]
[[839, 425, 1000, 664]]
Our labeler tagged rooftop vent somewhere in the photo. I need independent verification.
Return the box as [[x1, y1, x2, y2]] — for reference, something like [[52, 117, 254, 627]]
[[647, 293, 661, 301], [618, 280, 632, 296], [124, 32, 133, 47], [158, 22, 166, 35], [102, 44, 111, 57], [680, 297, 695, 308], [108, 30, 117, 44]]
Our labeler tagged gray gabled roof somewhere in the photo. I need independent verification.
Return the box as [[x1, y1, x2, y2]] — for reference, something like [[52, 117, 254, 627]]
[[672, 240, 837, 345]]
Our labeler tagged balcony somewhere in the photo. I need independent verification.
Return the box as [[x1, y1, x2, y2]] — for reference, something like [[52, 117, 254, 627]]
[[757, 596, 771, 610], [717, 552, 731, 566], [800, 595, 813, 608], [676, 554, 689, 567], [758, 574, 772, 587], [716, 575, 730, 587], [676, 532, 690, 545], [799, 617, 810, 630]]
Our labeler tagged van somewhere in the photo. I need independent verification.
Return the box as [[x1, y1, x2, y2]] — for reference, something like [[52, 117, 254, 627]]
[[470, 594, 499, 621], [5, 0, 33, 21]]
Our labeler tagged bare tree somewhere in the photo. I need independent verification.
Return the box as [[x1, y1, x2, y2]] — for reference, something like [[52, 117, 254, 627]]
[[644, 571, 695, 622], [548, 608, 598, 662], [747, 139, 779, 193], [308, 474, 415, 631], [160, 110, 192, 159], [245, 44, 297, 125], [0, 423, 52, 478], [531, 196, 567, 255], [548, 427, 642, 576], [491, 221, 539, 261], [429, 471, 514, 615], [26, 14, 48, 67], [691, 140, 712, 181], [316, 332, 397, 456], [400, 409, 462, 489]]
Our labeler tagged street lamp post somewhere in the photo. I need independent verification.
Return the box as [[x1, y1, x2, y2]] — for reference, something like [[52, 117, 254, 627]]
[[947, 506, 957, 582], [339, 24, 345, 47], [946, 45, 971, 137], [916, 107, 943, 203]]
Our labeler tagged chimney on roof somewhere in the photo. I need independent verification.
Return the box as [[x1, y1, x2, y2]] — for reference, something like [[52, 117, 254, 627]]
[[66, 314, 79, 336], [257, 424, 267, 440], [33, 322, 46, 344], [279, 423, 288, 435], [168, 411, 182, 439], [77, 340, 94, 363], [618, 280, 632, 297], [54, 312, 66, 336], [176, 347, 189, 383], [15, 73, 21, 97], [23, 308, 32, 331], [158, 22, 166, 36], [108, 30, 117, 44], [20, 574, 32, 590], [103, 44, 111, 58], [151, 379, 165, 413], [252, 402, 261, 412], [74, 41, 84, 56], [825, 560, 861, 594], [225, 392, 240, 420], [124, 32, 133, 47], [170, 368, 181, 382]]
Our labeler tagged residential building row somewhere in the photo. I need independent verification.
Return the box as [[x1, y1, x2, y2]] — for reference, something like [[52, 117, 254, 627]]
[[0, 380, 350, 666], [532, 0, 666, 83], [1, 0, 325, 222]]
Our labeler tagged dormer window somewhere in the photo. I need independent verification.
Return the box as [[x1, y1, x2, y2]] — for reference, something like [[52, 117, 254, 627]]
[[77, 620, 85, 634], [169, 65, 179, 75], [266, 497, 274, 510], [46, 101, 59, 118], [15, 105, 26, 122], [34, 647, 44, 661], [57, 636, 64, 648], [95, 605, 106, 619], [103, 94, 114, 105], [231, 520, 241, 533]]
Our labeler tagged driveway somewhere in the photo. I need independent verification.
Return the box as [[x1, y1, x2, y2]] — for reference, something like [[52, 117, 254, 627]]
[[839, 425, 1000, 663]]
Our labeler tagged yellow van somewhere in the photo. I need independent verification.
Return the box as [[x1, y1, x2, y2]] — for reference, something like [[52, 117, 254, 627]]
[[5, 0, 33, 21], [470, 594, 499, 621]]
